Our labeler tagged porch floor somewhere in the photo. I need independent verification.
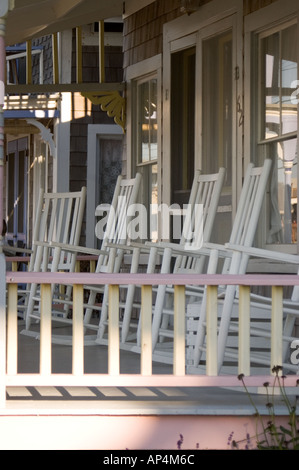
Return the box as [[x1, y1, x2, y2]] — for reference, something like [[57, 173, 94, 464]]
[[3, 320, 296, 418]]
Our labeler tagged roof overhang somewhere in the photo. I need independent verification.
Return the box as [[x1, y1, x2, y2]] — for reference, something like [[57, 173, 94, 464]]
[[4, 0, 124, 46]]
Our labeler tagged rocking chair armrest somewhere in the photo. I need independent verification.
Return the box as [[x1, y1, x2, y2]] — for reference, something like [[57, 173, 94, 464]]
[[105, 241, 152, 254], [49, 241, 106, 257], [3, 245, 32, 255], [227, 244, 299, 265], [129, 241, 206, 258], [169, 242, 233, 259]]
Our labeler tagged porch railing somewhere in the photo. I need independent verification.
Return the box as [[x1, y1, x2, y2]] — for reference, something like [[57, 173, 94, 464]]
[[1, 269, 299, 407]]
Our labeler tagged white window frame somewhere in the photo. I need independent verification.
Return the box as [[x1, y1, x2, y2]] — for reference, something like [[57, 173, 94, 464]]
[[244, 0, 299, 255]]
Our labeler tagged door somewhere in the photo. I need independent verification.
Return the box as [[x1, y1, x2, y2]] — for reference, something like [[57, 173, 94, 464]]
[[167, 14, 240, 245], [6, 138, 28, 248], [171, 47, 195, 207]]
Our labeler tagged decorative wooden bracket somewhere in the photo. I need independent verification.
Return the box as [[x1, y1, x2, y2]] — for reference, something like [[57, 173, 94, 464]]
[[81, 90, 126, 132]]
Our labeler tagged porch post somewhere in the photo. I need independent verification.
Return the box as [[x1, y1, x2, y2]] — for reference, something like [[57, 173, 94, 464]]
[[0, 1, 10, 407], [0, 0, 14, 407], [0, 10, 6, 239], [0, 0, 14, 237]]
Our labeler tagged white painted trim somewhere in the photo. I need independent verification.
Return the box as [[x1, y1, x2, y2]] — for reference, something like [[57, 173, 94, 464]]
[[86, 124, 123, 248], [126, 54, 162, 81], [163, 0, 240, 43], [244, 0, 298, 34], [54, 30, 72, 193], [54, 92, 71, 193], [26, 119, 56, 158]]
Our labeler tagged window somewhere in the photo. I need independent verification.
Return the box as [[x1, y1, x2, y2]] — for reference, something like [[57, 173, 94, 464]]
[[256, 21, 298, 246], [126, 55, 161, 241], [135, 75, 159, 240]]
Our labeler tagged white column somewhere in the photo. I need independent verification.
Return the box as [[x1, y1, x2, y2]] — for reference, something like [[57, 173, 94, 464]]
[[54, 30, 72, 193], [0, 0, 12, 407]]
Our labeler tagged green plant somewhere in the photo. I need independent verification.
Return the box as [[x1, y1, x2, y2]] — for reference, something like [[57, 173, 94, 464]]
[[232, 366, 299, 450]]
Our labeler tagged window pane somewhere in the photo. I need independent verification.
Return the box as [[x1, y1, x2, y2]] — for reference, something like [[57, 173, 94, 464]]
[[262, 32, 280, 139], [281, 25, 297, 136], [258, 22, 298, 245], [201, 31, 233, 244], [137, 78, 158, 164], [258, 138, 297, 244], [98, 138, 122, 204], [261, 23, 297, 140], [202, 31, 232, 188]]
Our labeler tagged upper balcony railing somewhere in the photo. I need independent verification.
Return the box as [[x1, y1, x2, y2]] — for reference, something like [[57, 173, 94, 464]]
[[1, 267, 299, 408]]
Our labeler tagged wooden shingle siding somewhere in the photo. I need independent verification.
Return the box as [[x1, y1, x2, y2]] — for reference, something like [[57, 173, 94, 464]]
[[124, 0, 281, 70], [243, 0, 279, 15], [123, 0, 183, 69], [32, 35, 53, 85]]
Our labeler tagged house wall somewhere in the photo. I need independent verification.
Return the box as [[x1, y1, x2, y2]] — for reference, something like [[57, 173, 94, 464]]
[[123, 0, 280, 71], [122, 0, 293, 257], [243, 0, 279, 15], [123, 0, 182, 71]]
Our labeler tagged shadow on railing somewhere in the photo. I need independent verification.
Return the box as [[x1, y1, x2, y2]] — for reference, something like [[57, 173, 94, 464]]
[[2, 267, 299, 407]]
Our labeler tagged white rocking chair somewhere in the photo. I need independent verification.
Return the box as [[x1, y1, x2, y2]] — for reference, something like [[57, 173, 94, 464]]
[[213, 244, 299, 376], [136, 160, 271, 365], [186, 159, 273, 374], [20, 187, 87, 330], [41, 173, 142, 343], [102, 168, 226, 350]]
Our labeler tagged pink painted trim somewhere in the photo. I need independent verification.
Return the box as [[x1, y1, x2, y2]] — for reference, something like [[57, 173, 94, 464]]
[[5, 255, 97, 263], [6, 271, 299, 286], [0, 166, 3, 236], [0, 34, 5, 236], [0, 36, 5, 88]]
